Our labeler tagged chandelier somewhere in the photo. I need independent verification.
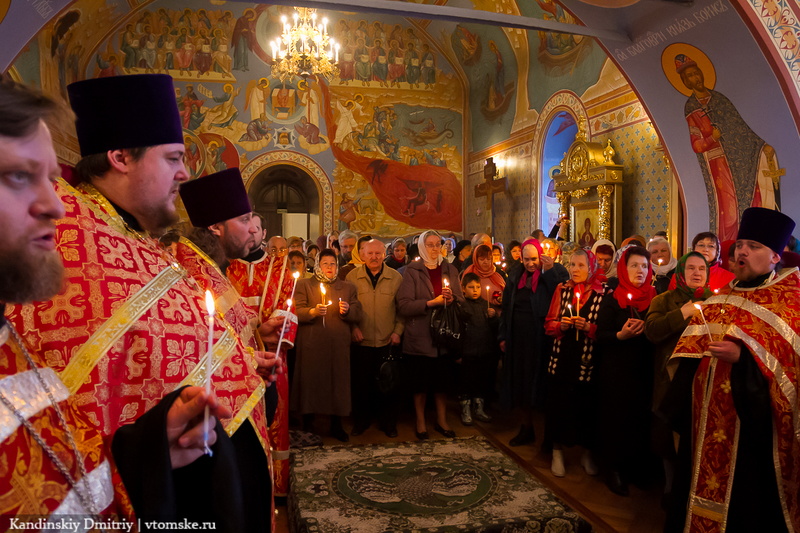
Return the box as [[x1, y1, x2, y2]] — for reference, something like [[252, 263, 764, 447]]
[[270, 7, 339, 82]]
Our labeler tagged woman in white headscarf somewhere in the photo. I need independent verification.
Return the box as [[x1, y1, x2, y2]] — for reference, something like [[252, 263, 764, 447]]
[[396, 230, 464, 440], [647, 237, 678, 294]]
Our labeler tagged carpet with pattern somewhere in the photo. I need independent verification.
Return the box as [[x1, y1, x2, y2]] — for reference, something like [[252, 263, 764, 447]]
[[288, 436, 591, 532]]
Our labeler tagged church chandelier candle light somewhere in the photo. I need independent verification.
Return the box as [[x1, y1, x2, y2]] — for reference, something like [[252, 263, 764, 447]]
[[270, 7, 339, 81]]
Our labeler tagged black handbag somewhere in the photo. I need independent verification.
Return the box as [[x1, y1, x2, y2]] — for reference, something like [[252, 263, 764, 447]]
[[377, 349, 402, 395], [429, 302, 464, 352]]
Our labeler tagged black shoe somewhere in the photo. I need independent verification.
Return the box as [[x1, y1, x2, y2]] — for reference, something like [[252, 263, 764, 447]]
[[331, 427, 349, 442], [434, 423, 456, 438], [351, 422, 370, 436], [605, 471, 629, 497], [509, 424, 535, 447], [415, 430, 429, 440], [380, 424, 398, 438]]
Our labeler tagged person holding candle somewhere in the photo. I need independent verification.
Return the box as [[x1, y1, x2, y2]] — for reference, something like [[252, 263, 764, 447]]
[[3, 74, 273, 530], [456, 273, 499, 426], [498, 238, 568, 447], [543, 249, 607, 478], [667, 208, 799, 532], [396, 230, 464, 440], [461, 243, 506, 312], [292, 248, 361, 442], [643, 251, 709, 524], [647, 236, 677, 294], [593, 245, 656, 496], [0, 75, 241, 529]]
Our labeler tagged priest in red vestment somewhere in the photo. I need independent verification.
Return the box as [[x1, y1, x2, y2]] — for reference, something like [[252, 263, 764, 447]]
[[0, 77, 232, 529], [227, 228, 297, 498], [5, 74, 274, 531], [669, 207, 799, 533]]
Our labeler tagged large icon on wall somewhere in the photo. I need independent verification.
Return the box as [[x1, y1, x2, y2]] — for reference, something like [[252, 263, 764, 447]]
[[662, 43, 783, 242]]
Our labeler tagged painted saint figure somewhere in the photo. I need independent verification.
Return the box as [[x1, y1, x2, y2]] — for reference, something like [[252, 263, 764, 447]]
[[676, 53, 781, 241]]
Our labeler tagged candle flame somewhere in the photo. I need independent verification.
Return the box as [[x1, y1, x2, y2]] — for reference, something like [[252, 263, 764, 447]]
[[320, 283, 326, 295], [658, 259, 663, 265], [287, 299, 292, 308], [714, 289, 719, 294], [576, 292, 581, 299], [327, 300, 332, 306], [567, 303, 572, 309], [293, 271, 300, 279], [693, 303, 702, 310], [205, 290, 215, 317], [627, 293, 633, 300], [443, 278, 450, 287]]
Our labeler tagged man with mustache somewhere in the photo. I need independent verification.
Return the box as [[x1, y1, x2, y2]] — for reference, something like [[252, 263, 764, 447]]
[[4, 74, 274, 530], [0, 77, 230, 526], [670, 207, 799, 532]]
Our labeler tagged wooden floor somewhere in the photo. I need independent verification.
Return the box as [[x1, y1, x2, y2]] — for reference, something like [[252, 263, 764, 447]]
[[275, 403, 667, 533]]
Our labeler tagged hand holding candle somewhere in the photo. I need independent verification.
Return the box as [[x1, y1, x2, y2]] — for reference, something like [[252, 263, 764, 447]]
[[693, 302, 714, 344], [203, 290, 215, 457]]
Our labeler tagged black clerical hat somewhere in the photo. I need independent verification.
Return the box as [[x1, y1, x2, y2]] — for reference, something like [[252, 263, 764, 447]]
[[67, 74, 184, 157], [180, 168, 251, 227], [737, 207, 796, 255]]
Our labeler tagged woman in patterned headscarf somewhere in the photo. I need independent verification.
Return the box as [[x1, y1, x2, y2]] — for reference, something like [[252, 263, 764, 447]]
[[644, 251, 710, 520], [543, 248, 607, 478], [292, 248, 362, 442]]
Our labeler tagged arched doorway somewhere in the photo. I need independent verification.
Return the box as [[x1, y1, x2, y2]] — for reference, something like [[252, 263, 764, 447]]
[[540, 111, 578, 231], [248, 164, 320, 240]]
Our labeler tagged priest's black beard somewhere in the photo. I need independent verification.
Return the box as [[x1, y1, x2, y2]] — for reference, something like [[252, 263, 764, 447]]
[[0, 251, 64, 304]]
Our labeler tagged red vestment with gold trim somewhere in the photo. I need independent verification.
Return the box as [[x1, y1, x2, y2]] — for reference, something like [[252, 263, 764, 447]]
[[671, 268, 800, 532], [227, 253, 295, 497], [4, 182, 273, 511], [0, 323, 135, 530]]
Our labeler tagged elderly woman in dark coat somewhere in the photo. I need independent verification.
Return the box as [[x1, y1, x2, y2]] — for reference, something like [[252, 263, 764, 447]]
[[396, 230, 464, 440], [499, 238, 568, 447], [291, 248, 362, 442]]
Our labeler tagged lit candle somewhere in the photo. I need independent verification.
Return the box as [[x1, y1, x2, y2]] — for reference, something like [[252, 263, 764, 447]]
[[575, 292, 582, 316], [567, 303, 574, 318], [693, 303, 714, 344], [443, 278, 450, 288], [486, 285, 491, 310], [203, 290, 215, 457], [627, 293, 634, 319], [272, 298, 293, 376], [290, 270, 300, 302], [320, 283, 327, 327]]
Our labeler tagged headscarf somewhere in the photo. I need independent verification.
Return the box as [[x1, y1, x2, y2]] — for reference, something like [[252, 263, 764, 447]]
[[348, 235, 371, 266], [568, 249, 606, 296], [621, 235, 646, 248], [418, 230, 444, 268], [463, 244, 506, 300], [517, 238, 543, 291], [591, 238, 615, 256], [648, 237, 678, 276], [672, 251, 712, 300], [614, 246, 656, 312], [313, 249, 338, 284]]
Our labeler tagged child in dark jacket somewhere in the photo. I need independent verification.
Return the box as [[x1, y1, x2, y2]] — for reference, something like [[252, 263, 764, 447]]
[[458, 273, 499, 425]]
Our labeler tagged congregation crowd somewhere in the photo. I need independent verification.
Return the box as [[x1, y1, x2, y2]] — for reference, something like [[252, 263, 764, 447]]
[[2, 71, 800, 533]]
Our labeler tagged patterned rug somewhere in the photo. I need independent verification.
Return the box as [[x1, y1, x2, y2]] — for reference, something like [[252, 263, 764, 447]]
[[288, 436, 591, 532]]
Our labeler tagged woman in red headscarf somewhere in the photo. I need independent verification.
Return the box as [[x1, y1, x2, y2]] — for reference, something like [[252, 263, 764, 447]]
[[461, 244, 506, 312], [543, 248, 607, 478], [498, 238, 569, 447], [595, 245, 656, 496]]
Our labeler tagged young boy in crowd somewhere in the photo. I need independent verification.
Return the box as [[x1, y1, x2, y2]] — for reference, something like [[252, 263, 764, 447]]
[[458, 273, 498, 425]]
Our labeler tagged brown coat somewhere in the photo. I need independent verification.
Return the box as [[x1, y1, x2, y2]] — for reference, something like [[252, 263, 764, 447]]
[[290, 277, 362, 415], [395, 260, 464, 357]]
